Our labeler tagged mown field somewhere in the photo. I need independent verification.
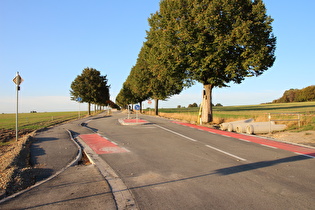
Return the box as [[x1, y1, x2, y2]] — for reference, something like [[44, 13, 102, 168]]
[[0, 111, 88, 144], [146, 101, 315, 131], [0, 111, 88, 130]]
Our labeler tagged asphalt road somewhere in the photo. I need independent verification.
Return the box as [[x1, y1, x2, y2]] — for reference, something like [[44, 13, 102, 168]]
[[87, 112, 314, 210]]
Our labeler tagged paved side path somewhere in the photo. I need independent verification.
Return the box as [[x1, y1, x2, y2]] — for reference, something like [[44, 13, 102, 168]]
[[0, 116, 116, 210]]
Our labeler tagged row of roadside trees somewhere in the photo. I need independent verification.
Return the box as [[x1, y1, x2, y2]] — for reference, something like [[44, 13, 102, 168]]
[[70, 67, 110, 115], [116, 0, 276, 123]]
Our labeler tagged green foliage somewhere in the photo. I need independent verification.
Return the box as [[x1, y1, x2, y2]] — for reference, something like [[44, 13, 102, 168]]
[[117, 0, 276, 121], [155, 0, 276, 87], [158, 0, 276, 122], [70, 67, 110, 114], [273, 85, 315, 103], [188, 103, 198, 108]]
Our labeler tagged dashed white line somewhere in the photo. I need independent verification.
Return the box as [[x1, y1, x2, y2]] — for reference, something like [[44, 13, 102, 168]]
[[238, 138, 251, 142], [154, 124, 197, 142], [155, 124, 247, 161], [205, 145, 247, 161], [261, 144, 277, 149], [294, 152, 315, 159]]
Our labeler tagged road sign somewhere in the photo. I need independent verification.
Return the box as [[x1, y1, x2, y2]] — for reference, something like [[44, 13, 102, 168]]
[[134, 104, 140, 110], [13, 72, 23, 141], [76, 97, 82, 102], [148, 100, 152, 104], [13, 73, 24, 85]]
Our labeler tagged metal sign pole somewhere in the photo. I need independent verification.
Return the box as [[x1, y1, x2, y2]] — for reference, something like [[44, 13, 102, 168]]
[[16, 83, 19, 141], [13, 72, 23, 141]]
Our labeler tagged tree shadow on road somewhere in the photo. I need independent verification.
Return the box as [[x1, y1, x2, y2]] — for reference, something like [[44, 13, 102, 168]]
[[30, 137, 59, 166], [0, 136, 55, 200], [115, 154, 312, 192], [215, 154, 312, 175]]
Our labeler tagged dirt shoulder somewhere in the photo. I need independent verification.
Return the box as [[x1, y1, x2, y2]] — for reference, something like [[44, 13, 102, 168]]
[[261, 130, 315, 148], [0, 131, 36, 198]]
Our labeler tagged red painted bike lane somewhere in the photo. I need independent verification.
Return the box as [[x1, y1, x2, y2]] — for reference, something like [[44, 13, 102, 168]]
[[172, 121, 315, 158], [79, 134, 128, 154]]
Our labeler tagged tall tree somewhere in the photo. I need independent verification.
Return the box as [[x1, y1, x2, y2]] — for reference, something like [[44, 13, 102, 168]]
[[158, 0, 276, 122], [70, 67, 110, 115], [144, 11, 193, 115]]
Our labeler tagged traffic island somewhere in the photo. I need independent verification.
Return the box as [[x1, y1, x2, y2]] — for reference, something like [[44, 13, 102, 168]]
[[118, 118, 149, 125]]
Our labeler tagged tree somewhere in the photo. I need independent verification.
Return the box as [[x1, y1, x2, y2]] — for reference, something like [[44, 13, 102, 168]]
[[127, 50, 153, 112], [188, 103, 198, 108], [115, 82, 134, 109], [157, 0, 276, 122], [273, 85, 315, 103], [70, 67, 110, 115], [144, 11, 193, 115]]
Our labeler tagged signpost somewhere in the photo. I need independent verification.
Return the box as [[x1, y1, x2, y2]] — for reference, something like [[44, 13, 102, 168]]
[[134, 104, 140, 122], [76, 97, 82, 118], [134, 104, 140, 111], [13, 72, 23, 141]]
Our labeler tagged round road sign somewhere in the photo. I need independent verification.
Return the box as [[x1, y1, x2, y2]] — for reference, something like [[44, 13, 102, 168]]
[[134, 105, 140, 110]]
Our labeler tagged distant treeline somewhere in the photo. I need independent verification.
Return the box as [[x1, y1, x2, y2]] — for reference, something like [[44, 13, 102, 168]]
[[273, 85, 315, 103]]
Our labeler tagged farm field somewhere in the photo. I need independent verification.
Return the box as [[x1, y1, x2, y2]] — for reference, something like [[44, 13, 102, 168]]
[[0, 111, 88, 144], [0, 111, 88, 130], [148, 101, 315, 131]]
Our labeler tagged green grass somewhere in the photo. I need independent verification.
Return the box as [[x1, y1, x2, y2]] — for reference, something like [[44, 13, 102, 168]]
[[155, 101, 315, 131], [0, 111, 88, 130]]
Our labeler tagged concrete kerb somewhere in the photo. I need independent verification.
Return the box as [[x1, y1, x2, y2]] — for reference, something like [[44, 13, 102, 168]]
[[0, 129, 82, 205], [79, 119, 138, 210]]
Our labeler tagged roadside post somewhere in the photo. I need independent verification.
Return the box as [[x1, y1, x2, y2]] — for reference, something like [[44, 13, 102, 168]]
[[147, 100, 152, 114], [134, 104, 140, 123], [76, 97, 82, 118], [13, 72, 24, 141], [198, 104, 203, 125]]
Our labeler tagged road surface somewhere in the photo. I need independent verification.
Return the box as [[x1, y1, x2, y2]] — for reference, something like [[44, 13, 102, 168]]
[[83, 112, 314, 209]]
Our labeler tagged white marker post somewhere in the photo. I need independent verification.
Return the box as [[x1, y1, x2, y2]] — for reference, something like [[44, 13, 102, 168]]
[[13, 72, 23, 141], [76, 97, 82, 118]]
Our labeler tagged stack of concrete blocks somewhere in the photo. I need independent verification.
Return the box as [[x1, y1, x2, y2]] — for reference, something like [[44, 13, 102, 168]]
[[220, 119, 287, 134]]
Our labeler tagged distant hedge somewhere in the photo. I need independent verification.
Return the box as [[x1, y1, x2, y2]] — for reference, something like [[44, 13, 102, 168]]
[[273, 85, 315, 103]]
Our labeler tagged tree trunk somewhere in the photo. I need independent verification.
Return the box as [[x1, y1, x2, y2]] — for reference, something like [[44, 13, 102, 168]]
[[88, 102, 91, 115], [201, 84, 213, 123], [154, 99, 159, 115], [139, 101, 143, 113]]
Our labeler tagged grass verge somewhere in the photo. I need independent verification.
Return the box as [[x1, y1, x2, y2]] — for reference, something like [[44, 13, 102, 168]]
[[145, 101, 315, 131]]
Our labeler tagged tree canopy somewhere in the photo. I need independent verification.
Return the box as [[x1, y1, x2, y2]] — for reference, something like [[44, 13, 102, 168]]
[[70, 67, 110, 115], [273, 85, 315, 103], [117, 0, 276, 121]]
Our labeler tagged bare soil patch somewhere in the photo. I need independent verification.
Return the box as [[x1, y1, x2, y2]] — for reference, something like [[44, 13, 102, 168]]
[[0, 129, 36, 199], [262, 130, 315, 148]]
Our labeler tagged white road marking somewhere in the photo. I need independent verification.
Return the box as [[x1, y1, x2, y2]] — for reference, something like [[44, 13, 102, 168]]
[[154, 124, 197, 142], [261, 144, 277, 149], [238, 138, 251, 142], [294, 152, 315, 159], [205, 145, 247, 161], [155, 124, 247, 161]]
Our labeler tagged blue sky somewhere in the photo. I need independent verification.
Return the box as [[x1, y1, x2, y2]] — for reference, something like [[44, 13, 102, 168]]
[[1, 0, 314, 113]]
